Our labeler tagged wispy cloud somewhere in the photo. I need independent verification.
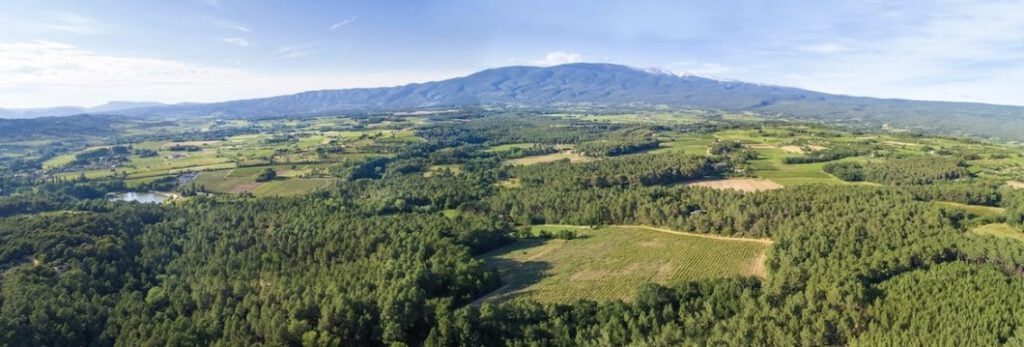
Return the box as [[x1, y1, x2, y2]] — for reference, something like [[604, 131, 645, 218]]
[[220, 37, 249, 47], [666, 60, 734, 77], [329, 16, 359, 30], [0, 40, 465, 108], [211, 19, 250, 32], [277, 44, 317, 59], [533, 51, 583, 66], [39, 12, 105, 35]]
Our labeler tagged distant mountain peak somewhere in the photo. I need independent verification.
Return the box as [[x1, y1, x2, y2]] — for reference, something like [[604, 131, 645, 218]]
[[4, 63, 1024, 140]]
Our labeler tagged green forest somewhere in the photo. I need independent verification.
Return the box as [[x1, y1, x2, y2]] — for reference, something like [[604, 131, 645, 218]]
[[3, 111, 1024, 346]]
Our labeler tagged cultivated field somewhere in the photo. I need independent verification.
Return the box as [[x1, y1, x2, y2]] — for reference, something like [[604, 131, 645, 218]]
[[505, 151, 592, 166], [687, 178, 783, 192], [478, 225, 770, 303]]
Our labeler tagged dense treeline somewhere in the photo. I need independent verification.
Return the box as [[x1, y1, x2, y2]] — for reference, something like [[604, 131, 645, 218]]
[[825, 156, 970, 185], [512, 153, 718, 189], [575, 138, 659, 157], [782, 147, 868, 164], [0, 195, 514, 346]]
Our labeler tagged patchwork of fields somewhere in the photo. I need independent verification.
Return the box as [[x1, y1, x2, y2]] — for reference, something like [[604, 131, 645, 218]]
[[32, 113, 1024, 301]]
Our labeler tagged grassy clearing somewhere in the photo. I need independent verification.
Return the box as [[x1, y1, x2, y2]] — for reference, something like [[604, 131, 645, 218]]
[[42, 153, 77, 169], [195, 170, 334, 196], [478, 225, 769, 303], [505, 151, 592, 166], [193, 170, 256, 193], [649, 134, 713, 156], [972, 223, 1024, 242], [746, 147, 850, 185], [424, 164, 463, 177], [933, 201, 1005, 217], [253, 178, 335, 196], [687, 178, 783, 192]]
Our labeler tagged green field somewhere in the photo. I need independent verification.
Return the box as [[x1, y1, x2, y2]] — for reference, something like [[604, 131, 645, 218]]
[[478, 225, 770, 303], [972, 223, 1024, 242], [253, 178, 336, 196], [934, 201, 1006, 217]]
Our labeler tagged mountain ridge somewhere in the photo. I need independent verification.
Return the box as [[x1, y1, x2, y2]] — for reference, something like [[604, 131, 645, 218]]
[[5, 63, 1024, 139]]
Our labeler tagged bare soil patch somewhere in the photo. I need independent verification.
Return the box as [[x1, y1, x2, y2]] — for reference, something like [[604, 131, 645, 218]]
[[687, 178, 783, 192], [1008, 180, 1024, 189], [780, 145, 804, 154]]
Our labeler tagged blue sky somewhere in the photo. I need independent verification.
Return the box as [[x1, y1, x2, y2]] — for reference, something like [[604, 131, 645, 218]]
[[2, 0, 1023, 107]]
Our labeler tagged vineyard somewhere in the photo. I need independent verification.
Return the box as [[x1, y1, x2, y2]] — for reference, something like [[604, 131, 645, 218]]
[[479, 225, 770, 303]]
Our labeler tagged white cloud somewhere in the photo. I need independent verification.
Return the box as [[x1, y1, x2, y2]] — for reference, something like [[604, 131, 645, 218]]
[[277, 44, 317, 59], [220, 37, 249, 47], [534, 51, 583, 66], [0, 41, 465, 108], [211, 19, 250, 32], [666, 60, 734, 77], [329, 16, 359, 30], [765, 1, 1024, 105]]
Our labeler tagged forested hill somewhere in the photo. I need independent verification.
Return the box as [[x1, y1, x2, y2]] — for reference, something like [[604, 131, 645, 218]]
[[104, 63, 1024, 139]]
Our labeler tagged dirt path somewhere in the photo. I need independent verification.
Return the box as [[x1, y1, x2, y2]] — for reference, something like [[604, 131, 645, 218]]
[[614, 225, 773, 244]]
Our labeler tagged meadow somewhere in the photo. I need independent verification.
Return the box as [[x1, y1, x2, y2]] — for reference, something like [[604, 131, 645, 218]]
[[478, 225, 770, 303]]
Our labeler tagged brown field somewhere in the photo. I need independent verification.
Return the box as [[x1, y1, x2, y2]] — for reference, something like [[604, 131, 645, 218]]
[[780, 145, 804, 154], [687, 178, 783, 192], [505, 151, 592, 166], [1008, 180, 1024, 189]]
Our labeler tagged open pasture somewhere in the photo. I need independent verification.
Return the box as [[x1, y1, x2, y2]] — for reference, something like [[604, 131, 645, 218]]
[[478, 225, 770, 303], [972, 223, 1024, 242], [505, 151, 593, 166]]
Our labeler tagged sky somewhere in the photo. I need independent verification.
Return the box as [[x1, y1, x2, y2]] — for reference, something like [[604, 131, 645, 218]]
[[2, 0, 1024, 108]]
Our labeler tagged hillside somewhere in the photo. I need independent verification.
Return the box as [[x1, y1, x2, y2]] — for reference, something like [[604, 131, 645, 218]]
[[108, 63, 1024, 139], [7, 64, 1024, 139]]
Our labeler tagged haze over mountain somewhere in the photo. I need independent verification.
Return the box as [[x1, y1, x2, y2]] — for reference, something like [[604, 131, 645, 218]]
[[0, 101, 165, 119], [7, 63, 1024, 139]]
